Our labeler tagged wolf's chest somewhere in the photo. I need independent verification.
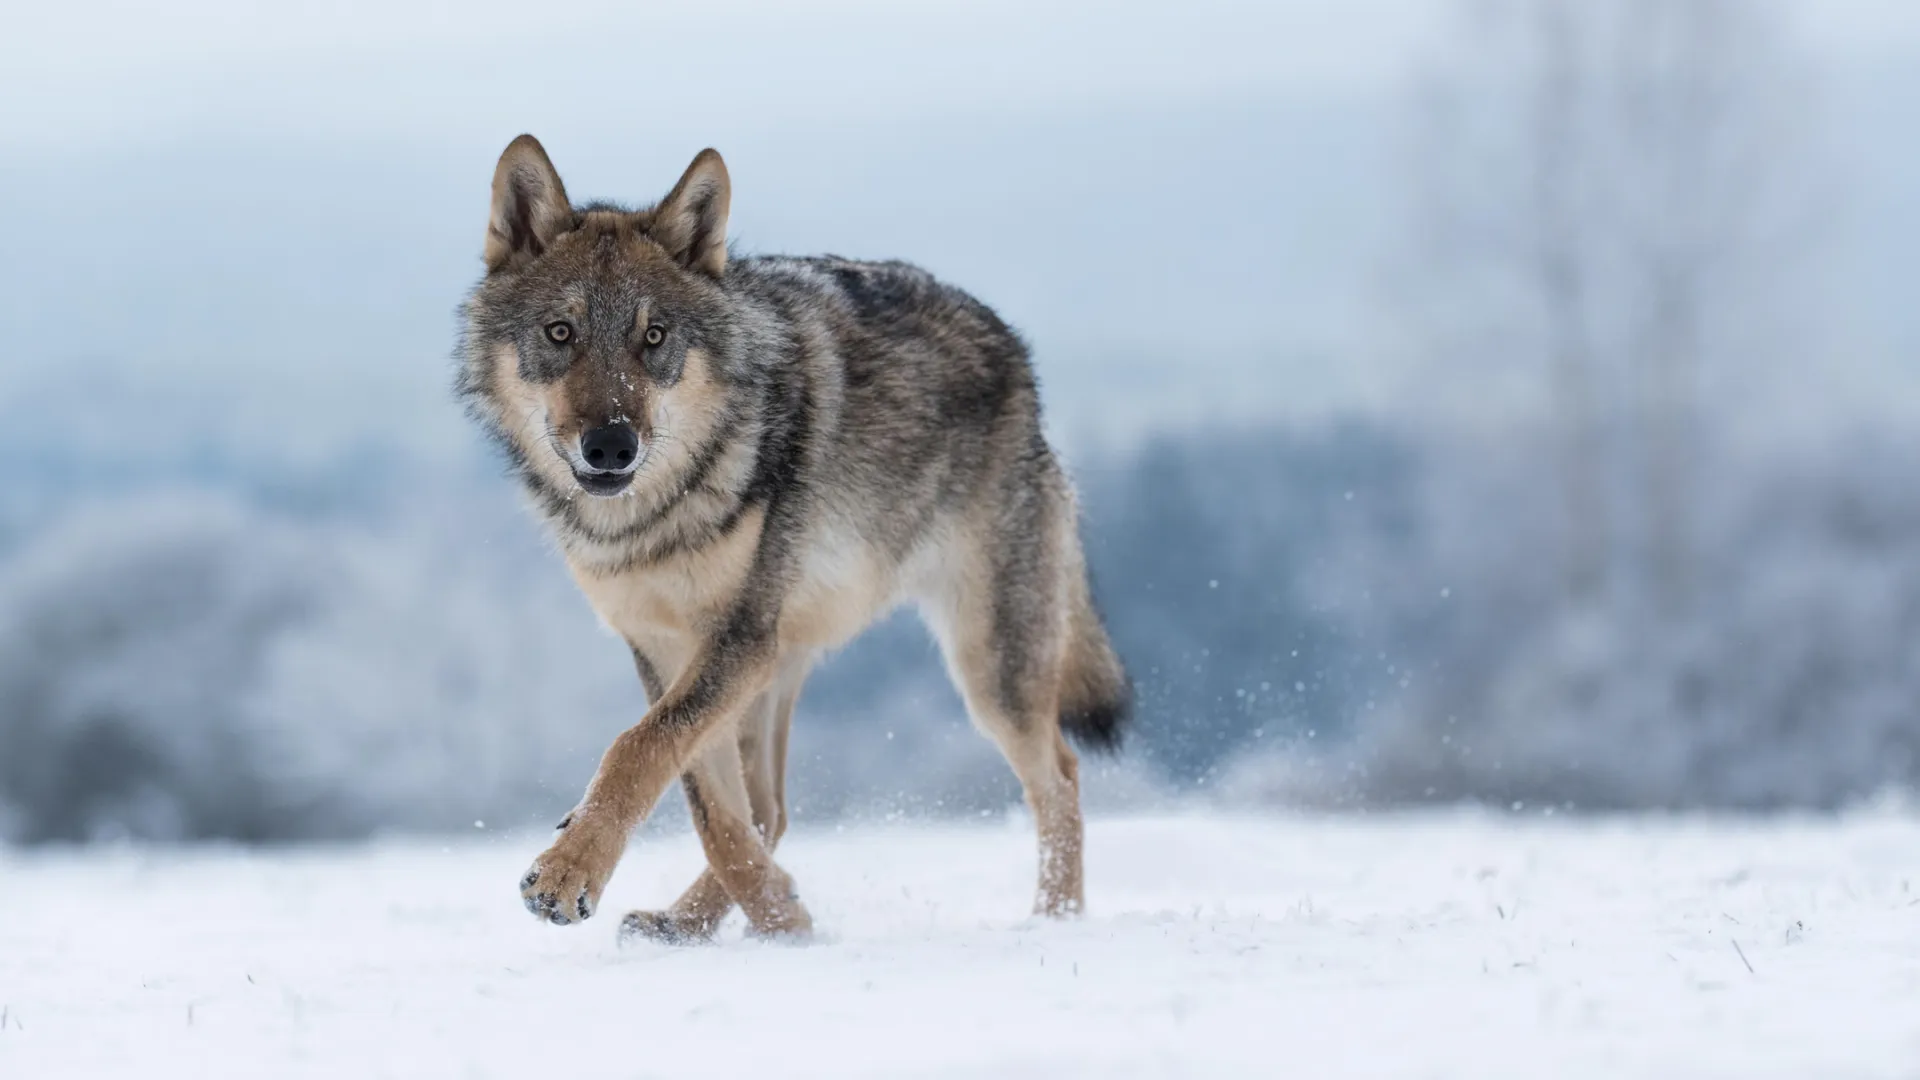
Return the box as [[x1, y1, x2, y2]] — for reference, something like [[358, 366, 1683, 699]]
[[567, 516, 912, 658], [566, 508, 765, 646]]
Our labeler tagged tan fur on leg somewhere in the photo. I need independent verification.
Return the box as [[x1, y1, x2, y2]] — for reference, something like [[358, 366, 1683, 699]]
[[973, 706, 1087, 916], [926, 531, 1089, 917], [621, 667, 807, 943], [680, 735, 811, 938]]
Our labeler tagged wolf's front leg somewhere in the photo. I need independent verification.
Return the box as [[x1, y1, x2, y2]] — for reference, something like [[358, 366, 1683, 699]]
[[620, 661, 809, 943], [654, 733, 811, 939], [519, 630, 777, 926]]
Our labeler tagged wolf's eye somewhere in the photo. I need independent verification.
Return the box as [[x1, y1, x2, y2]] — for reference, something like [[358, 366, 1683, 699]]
[[643, 325, 665, 347], [545, 321, 573, 345]]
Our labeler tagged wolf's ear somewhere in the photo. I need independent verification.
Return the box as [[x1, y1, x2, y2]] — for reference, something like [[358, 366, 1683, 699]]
[[648, 149, 731, 278], [485, 135, 573, 271]]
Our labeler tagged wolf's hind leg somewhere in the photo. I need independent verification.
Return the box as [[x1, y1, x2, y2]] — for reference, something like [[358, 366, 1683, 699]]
[[741, 661, 805, 848], [958, 685, 1084, 917], [928, 526, 1086, 917]]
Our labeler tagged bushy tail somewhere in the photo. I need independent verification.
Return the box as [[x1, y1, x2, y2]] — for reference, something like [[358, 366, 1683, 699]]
[[1058, 570, 1132, 753]]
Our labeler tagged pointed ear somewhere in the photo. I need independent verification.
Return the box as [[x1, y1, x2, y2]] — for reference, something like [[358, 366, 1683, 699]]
[[484, 135, 573, 271], [648, 149, 731, 278]]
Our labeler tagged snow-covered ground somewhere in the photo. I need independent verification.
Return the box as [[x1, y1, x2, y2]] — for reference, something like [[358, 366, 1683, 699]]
[[2, 811, 1918, 1078]]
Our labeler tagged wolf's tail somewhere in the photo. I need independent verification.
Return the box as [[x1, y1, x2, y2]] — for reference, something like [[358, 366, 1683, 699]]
[[1057, 569, 1132, 753]]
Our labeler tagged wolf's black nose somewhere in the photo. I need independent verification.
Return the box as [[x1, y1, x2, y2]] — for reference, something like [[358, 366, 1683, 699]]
[[580, 423, 639, 472]]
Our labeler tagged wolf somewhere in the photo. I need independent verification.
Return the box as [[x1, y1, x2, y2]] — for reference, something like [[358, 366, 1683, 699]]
[[456, 135, 1131, 940]]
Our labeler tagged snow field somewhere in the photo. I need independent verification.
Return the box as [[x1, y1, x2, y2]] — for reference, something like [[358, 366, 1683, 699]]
[[2, 811, 1918, 1078]]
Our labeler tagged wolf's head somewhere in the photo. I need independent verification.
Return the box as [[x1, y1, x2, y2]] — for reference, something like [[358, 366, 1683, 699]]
[[458, 135, 739, 501]]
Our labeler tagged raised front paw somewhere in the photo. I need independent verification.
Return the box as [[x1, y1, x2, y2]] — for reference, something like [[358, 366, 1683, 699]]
[[518, 824, 621, 926]]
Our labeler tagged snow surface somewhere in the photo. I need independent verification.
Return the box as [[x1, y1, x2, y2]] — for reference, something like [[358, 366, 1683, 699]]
[[3, 811, 1918, 1079]]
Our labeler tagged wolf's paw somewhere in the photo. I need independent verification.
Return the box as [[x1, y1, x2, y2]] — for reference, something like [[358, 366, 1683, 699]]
[[618, 909, 719, 946], [741, 889, 815, 942], [744, 904, 815, 944], [518, 831, 617, 926], [1032, 892, 1085, 920]]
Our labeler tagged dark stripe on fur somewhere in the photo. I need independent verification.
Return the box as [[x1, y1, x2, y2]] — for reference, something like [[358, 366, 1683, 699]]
[[629, 646, 665, 702], [601, 496, 754, 573], [681, 772, 711, 832]]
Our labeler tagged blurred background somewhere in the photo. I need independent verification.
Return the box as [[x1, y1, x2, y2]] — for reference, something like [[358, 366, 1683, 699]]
[[4, 0, 1920, 843]]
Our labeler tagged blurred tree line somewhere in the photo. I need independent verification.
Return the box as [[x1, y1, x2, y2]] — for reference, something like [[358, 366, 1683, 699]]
[[8, 0, 1920, 843]]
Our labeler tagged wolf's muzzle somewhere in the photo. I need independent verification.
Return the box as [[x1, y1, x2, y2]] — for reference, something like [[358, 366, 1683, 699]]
[[576, 422, 641, 496]]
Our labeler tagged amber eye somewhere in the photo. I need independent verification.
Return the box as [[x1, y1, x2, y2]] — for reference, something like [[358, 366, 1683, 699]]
[[643, 325, 665, 347], [545, 321, 573, 345]]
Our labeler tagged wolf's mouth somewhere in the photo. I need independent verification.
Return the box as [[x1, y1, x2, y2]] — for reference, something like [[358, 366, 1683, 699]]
[[573, 470, 635, 498]]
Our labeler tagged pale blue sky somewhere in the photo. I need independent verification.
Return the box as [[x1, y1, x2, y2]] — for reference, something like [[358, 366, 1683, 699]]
[[6, 0, 1917, 155], [3, 0, 1917, 464]]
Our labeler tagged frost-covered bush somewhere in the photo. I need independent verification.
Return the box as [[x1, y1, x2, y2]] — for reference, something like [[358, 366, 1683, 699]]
[[1227, 429, 1920, 810], [10, 418, 1920, 843], [0, 493, 632, 842]]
